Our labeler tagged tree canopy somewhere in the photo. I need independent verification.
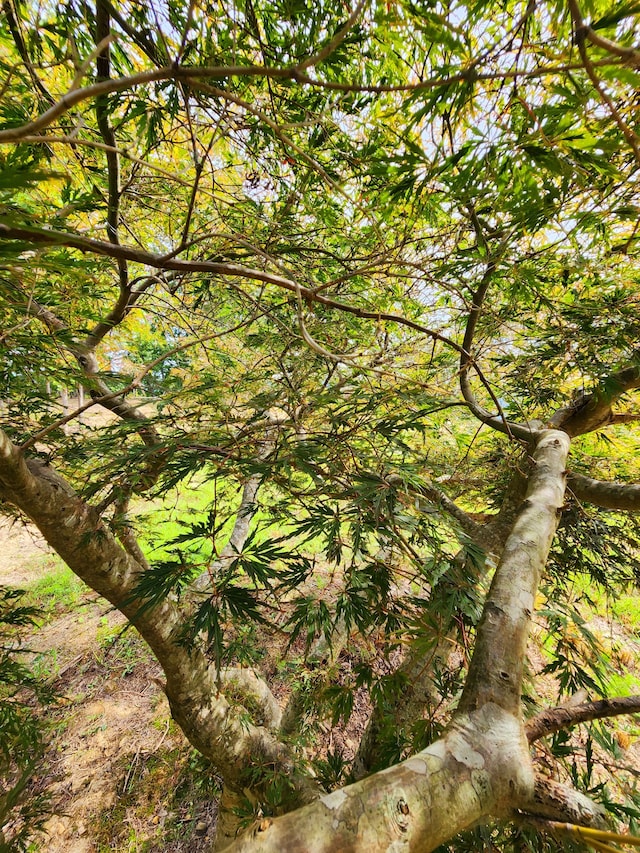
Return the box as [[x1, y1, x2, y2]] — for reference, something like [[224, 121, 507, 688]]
[[2, 0, 640, 849]]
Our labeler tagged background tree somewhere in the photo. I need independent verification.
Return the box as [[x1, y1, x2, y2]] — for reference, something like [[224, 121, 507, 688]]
[[1, 0, 640, 849]]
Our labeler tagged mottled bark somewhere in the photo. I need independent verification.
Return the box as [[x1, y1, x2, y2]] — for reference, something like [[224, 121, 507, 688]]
[[351, 637, 446, 779], [214, 787, 250, 852], [549, 356, 640, 437], [279, 616, 349, 738], [227, 704, 532, 853], [0, 418, 628, 852], [190, 408, 285, 595], [354, 463, 531, 778], [222, 430, 585, 851], [189, 472, 263, 595], [459, 431, 570, 714], [520, 777, 606, 827], [0, 428, 316, 810], [218, 668, 282, 731]]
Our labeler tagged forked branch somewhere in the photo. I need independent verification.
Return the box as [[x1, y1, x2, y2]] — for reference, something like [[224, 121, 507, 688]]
[[0, 223, 462, 355]]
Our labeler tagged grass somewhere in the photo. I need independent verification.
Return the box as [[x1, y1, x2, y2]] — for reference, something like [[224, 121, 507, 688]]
[[563, 572, 640, 629], [11, 495, 640, 851], [93, 746, 220, 852], [607, 670, 640, 697], [135, 476, 224, 562], [610, 594, 640, 630], [29, 648, 61, 681], [21, 558, 87, 620], [94, 623, 154, 676], [134, 475, 326, 567], [2, 519, 226, 853]]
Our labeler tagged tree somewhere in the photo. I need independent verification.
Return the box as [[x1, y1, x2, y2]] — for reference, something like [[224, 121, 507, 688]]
[[1, 0, 640, 849]]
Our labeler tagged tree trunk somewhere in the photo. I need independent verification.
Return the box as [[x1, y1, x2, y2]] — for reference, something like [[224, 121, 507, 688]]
[[353, 465, 531, 777]]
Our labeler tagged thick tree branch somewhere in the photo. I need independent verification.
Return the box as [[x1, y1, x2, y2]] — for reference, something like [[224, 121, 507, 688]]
[[0, 428, 317, 807], [579, 25, 640, 63], [408, 478, 496, 552], [0, 66, 295, 143], [17, 134, 194, 185], [458, 430, 570, 714], [235, 436, 572, 844], [483, 462, 532, 549], [568, 471, 640, 511], [519, 777, 606, 828], [189, 471, 264, 595], [550, 356, 640, 437], [526, 695, 640, 743], [227, 704, 533, 853], [112, 495, 150, 569], [353, 463, 531, 777], [219, 668, 282, 732], [610, 412, 640, 425], [386, 472, 499, 551], [189, 407, 292, 595], [7, 283, 162, 488], [20, 314, 257, 451]]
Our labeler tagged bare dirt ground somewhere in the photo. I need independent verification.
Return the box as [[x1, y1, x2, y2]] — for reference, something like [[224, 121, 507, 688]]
[[0, 517, 52, 588], [0, 519, 219, 852]]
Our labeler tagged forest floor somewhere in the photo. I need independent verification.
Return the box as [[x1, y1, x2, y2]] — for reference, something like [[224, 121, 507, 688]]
[[0, 519, 220, 853], [3, 517, 640, 851]]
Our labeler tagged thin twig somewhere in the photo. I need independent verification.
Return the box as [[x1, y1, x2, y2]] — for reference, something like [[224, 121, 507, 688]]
[[296, 0, 369, 71]]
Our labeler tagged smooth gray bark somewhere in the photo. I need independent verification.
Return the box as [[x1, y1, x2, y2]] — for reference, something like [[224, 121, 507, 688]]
[[569, 471, 640, 511]]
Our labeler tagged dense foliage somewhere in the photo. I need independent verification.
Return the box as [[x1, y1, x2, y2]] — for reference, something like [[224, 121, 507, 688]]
[[0, 588, 49, 852], [1, 0, 640, 849]]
